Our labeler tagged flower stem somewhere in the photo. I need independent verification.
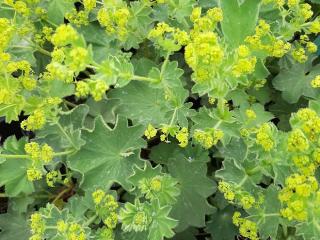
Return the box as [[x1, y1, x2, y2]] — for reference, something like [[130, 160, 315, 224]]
[[0, 154, 29, 159], [133, 75, 158, 83], [85, 215, 99, 226], [0, 150, 75, 160], [52, 184, 73, 205]]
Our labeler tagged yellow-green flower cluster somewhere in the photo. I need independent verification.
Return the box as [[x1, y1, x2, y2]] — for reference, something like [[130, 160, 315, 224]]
[[309, 19, 320, 34], [218, 181, 235, 201], [279, 174, 318, 221], [29, 212, 46, 240], [21, 109, 46, 131], [24, 142, 54, 181], [232, 212, 259, 240], [291, 48, 307, 63], [159, 125, 189, 148], [218, 181, 257, 210], [190, 7, 223, 33], [185, 32, 224, 83], [92, 190, 119, 229], [231, 44, 257, 77], [45, 62, 74, 83], [240, 195, 256, 210], [299, 35, 318, 54], [144, 124, 157, 139], [75, 80, 109, 101], [0, 18, 14, 50], [291, 155, 316, 176], [120, 201, 151, 232], [56, 220, 86, 240], [138, 176, 164, 200], [66, 9, 89, 27], [311, 75, 320, 88], [33, 26, 54, 46], [5, 0, 31, 16], [175, 127, 189, 147], [256, 123, 274, 151], [68, 47, 90, 72], [84, 0, 96, 11], [148, 22, 189, 52], [184, 7, 226, 83], [193, 128, 224, 149], [96, 227, 114, 240], [245, 20, 291, 58], [285, 108, 320, 174], [51, 25, 79, 47], [287, 129, 309, 152], [97, 5, 130, 41], [46, 170, 59, 187], [245, 109, 257, 120]]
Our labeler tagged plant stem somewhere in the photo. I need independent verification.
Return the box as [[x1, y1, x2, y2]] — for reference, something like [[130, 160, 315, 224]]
[[52, 184, 73, 205], [0, 154, 29, 159], [160, 52, 171, 80], [53, 150, 76, 157], [85, 215, 98, 226], [0, 150, 75, 160], [63, 100, 77, 108], [214, 120, 222, 129], [169, 108, 178, 126], [35, 46, 51, 57], [133, 75, 158, 83]]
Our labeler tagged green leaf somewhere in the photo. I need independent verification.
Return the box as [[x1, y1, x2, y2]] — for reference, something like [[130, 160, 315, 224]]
[[8, 196, 34, 214], [215, 158, 258, 191], [0, 212, 30, 240], [47, 0, 75, 25], [0, 137, 34, 197], [0, 97, 24, 123], [128, 162, 180, 205], [247, 185, 281, 239], [66, 194, 94, 219], [219, 0, 260, 47], [109, 81, 194, 127], [150, 144, 216, 231], [191, 107, 240, 145], [36, 104, 89, 150], [205, 206, 238, 240], [85, 98, 119, 127], [41, 80, 74, 98], [8, 39, 36, 66], [172, 228, 197, 240], [118, 231, 149, 240], [272, 62, 320, 104], [125, 1, 153, 49], [218, 138, 248, 163], [296, 220, 320, 240], [34, 203, 91, 239], [68, 116, 146, 190], [147, 200, 178, 240], [148, 61, 184, 90], [94, 55, 134, 88], [235, 103, 274, 128], [0, 77, 25, 123]]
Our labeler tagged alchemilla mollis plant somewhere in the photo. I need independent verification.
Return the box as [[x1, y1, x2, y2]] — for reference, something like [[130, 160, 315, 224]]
[[0, 0, 320, 239]]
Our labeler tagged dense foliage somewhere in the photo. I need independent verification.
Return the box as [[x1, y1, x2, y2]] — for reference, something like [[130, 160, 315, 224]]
[[0, 0, 320, 239]]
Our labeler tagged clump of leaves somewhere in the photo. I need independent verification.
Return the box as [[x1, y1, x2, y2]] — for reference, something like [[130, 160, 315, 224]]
[[0, 0, 320, 239]]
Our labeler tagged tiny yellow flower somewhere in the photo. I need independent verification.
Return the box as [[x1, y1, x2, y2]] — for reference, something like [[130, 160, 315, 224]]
[[144, 124, 157, 139]]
